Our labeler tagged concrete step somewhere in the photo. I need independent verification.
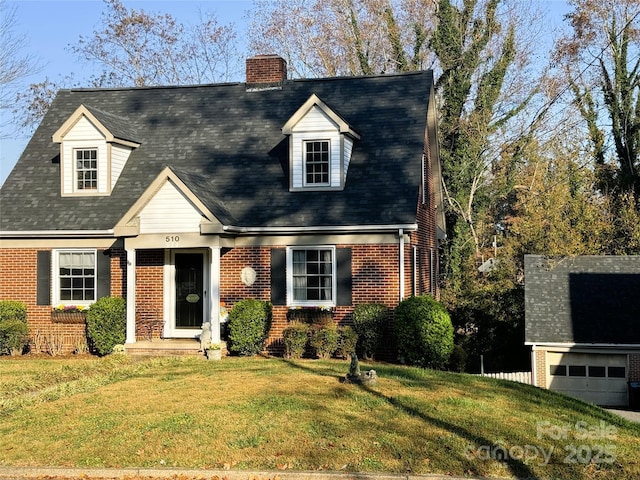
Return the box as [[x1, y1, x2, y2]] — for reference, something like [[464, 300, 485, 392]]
[[125, 339, 203, 357]]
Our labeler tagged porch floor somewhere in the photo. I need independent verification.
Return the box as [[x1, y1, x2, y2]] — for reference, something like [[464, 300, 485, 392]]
[[125, 338, 203, 357]]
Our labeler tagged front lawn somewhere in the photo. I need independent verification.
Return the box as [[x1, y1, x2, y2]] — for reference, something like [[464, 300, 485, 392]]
[[1, 355, 639, 480]]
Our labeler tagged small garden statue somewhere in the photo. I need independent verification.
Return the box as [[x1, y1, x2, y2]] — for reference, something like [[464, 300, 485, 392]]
[[199, 322, 212, 352], [344, 352, 377, 385]]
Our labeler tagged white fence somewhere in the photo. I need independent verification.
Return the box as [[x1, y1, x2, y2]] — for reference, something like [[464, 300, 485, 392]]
[[477, 371, 532, 384]]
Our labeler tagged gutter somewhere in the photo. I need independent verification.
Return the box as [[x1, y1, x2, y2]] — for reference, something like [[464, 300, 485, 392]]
[[0, 230, 116, 238], [222, 224, 418, 234], [526, 342, 640, 348]]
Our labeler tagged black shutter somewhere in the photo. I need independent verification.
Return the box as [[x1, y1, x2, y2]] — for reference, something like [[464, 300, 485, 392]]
[[271, 248, 286, 305], [97, 250, 111, 299], [36, 251, 51, 306], [336, 248, 352, 306]]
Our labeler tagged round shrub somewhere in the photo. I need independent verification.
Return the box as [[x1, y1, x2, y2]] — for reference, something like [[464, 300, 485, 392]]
[[336, 325, 358, 359], [394, 295, 454, 369], [0, 300, 27, 322], [0, 318, 29, 355], [309, 323, 339, 359], [228, 299, 272, 356], [86, 296, 126, 356], [282, 322, 310, 358], [352, 303, 387, 359]]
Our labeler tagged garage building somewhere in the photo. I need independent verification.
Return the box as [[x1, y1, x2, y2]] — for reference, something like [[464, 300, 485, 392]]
[[525, 255, 640, 407]]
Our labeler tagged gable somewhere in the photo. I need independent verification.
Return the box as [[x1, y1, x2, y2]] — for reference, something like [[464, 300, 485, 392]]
[[139, 180, 204, 234], [114, 166, 222, 236], [52, 104, 140, 197], [283, 94, 360, 192]]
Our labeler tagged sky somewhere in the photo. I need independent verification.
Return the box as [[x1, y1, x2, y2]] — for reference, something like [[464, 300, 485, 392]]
[[0, 0, 571, 186]]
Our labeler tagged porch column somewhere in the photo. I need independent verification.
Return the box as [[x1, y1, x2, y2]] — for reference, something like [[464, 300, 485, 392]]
[[209, 246, 221, 344], [125, 248, 137, 344]]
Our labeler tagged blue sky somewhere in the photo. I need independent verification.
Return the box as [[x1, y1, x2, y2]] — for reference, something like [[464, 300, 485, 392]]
[[0, 0, 571, 186]]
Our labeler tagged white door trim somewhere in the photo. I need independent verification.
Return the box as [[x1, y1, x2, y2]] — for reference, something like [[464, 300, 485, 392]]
[[164, 248, 209, 338]]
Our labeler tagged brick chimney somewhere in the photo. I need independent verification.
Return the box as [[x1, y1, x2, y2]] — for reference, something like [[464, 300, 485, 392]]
[[246, 55, 287, 89]]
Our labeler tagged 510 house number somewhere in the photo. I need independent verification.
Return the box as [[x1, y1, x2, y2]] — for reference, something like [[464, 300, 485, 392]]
[[166, 235, 180, 243]]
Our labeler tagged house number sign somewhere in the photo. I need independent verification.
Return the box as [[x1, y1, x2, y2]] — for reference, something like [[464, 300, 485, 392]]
[[166, 235, 180, 243]]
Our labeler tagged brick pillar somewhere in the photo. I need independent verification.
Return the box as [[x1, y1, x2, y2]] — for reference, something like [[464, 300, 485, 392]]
[[630, 353, 640, 381]]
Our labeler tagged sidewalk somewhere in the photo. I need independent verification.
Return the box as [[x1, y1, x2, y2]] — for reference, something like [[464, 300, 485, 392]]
[[0, 466, 506, 480]]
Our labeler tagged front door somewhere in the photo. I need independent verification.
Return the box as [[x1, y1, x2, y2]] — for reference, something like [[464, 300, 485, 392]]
[[175, 253, 204, 329]]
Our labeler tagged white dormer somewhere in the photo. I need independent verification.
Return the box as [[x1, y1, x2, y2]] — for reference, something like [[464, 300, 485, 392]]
[[52, 104, 140, 196], [282, 94, 360, 191]]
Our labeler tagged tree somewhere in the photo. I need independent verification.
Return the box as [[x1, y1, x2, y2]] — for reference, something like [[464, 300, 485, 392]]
[[72, 0, 240, 87], [0, 0, 40, 138], [14, 0, 240, 129], [432, 0, 539, 295], [554, 0, 640, 195], [248, 0, 436, 78]]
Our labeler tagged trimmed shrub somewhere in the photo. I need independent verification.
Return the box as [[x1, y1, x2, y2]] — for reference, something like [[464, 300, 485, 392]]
[[0, 301, 28, 355], [0, 319, 29, 355], [336, 325, 358, 359], [309, 323, 339, 359], [352, 303, 387, 359], [86, 296, 126, 356], [228, 299, 272, 356], [0, 300, 27, 322], [282, 322, 310, 358], [394, 295, 454, 369]]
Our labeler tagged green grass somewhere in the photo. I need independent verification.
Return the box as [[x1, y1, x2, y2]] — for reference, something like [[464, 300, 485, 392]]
[[1, 354, 639, 479]]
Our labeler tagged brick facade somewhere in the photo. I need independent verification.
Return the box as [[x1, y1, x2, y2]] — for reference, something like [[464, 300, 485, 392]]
[[0, 247, 124, 354], [1, 232, 438, 356]]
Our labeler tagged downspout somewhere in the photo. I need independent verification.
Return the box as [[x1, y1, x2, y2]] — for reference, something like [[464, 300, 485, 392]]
[[399, 229, 405, 302], [531, 346, 538, 387]]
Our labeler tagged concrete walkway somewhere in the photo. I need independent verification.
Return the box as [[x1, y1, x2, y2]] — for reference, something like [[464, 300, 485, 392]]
[[607, 408, 640, 424], [0, 467, 507, 480]]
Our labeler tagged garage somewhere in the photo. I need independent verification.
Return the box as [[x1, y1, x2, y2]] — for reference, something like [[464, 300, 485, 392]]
[[547, 352, 628, 406]]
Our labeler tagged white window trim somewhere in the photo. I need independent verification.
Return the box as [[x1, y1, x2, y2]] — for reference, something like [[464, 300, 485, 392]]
[[52, 249, 97, 307], [286, 245, 337, 307], [303, 139, 331, 187]]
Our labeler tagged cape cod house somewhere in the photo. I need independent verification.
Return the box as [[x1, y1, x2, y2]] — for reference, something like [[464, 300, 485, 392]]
[[525, 255, 640, 407], [0, 55, 445, 355]]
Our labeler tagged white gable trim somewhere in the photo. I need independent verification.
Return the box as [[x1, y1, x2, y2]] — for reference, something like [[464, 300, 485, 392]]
[[114, 167, 220, 236], [282, 94, 360, 139], [52, 104, 140, 148]]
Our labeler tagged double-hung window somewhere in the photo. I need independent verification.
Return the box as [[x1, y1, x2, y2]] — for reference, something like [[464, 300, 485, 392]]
[[75, 148, 98, 191], [304, 140, 330, 185], [56, 250, 96, 304], [289, 247, 335, 305]]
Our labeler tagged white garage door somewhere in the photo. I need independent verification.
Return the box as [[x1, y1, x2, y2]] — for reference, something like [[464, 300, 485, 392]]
[[547, 352, 628, 406]]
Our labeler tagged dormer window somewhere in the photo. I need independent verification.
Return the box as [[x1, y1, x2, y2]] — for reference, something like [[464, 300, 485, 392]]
[[283, 94, 360, 192], [76, 148, 98, 190], [305, 140, 330, 185], [52, 104, 140, 197]]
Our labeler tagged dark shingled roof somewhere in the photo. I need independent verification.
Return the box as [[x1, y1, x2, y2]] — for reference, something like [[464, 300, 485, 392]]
[[524, 255, 640, 345], [0, 71, 434, 231]]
